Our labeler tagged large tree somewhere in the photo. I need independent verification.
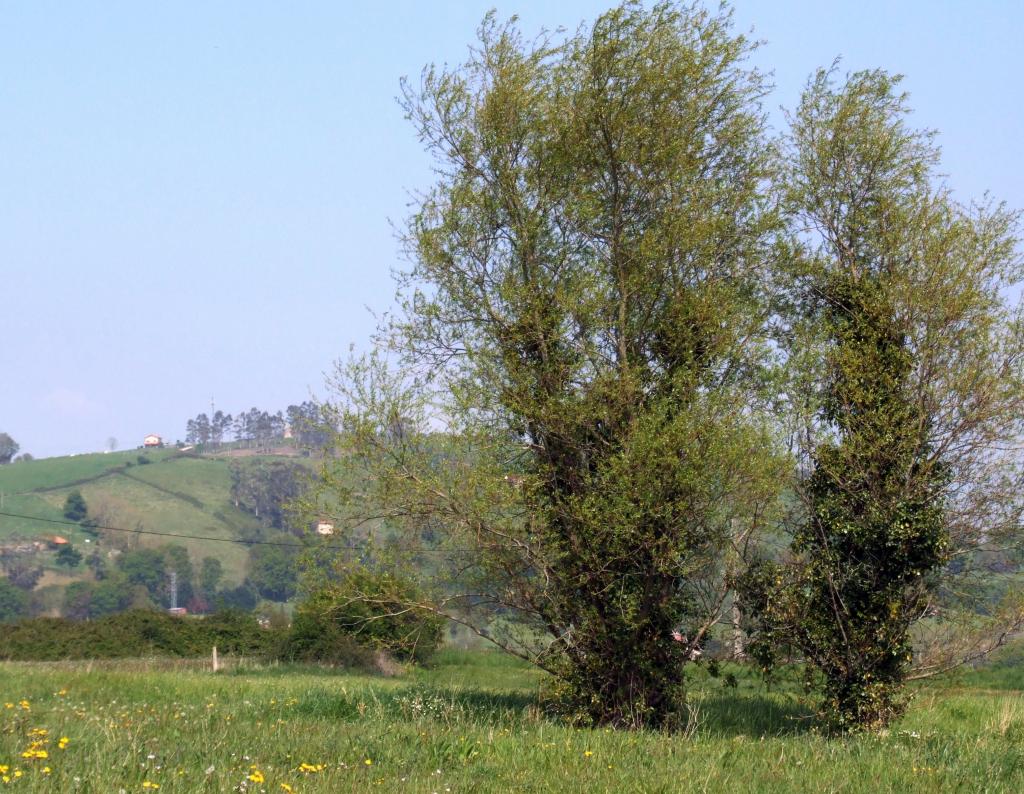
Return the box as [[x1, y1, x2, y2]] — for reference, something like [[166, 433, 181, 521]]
[[741, 69, 1024, 732], [0, 432, 19, 465], [316, 2, 786, 728]]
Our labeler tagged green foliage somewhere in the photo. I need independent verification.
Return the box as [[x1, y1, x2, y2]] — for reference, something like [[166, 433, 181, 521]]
[[118, 548, 167, 599], [214, 581, 259, 612], [199, 556, 224, 598], [62, 490, 88, 522], [281, 606, 375, 668], [295, 569, 444, 664], [742, 68, 1024, 732], [0, 609, 280, 661], [247, 544, 298, 602], [320, 0, 786, 729], [55, 544, 83, 568], [230, 460, 307, 530], [0, 432, 18, 464], [0, 577, 27, 622], [62, 576, 140, 619]]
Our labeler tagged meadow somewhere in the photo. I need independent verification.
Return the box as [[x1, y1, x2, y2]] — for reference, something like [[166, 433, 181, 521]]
[[1, 649, 1023, 793], [0, 449, 296, 586]]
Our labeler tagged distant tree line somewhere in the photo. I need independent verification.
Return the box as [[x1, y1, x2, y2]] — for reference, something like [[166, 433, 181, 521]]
[[183, 401, 333, 451]]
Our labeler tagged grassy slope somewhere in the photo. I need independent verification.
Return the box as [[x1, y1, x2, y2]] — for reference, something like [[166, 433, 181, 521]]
[[0, 450, 295, 585], [0, 650, 1022, 793]]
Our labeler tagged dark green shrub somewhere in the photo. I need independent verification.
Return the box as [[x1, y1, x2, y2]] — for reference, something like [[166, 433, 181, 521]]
[[55, 544, 83, 568], [280, 606, 374, 668], [62, 490, 88, 521], [0, 578, 27, 623], [294, 568, 444, 664], [214, 581, 259, 611], [0, 609, 284, 661]]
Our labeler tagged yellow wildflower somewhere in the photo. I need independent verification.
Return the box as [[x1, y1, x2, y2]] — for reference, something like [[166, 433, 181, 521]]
[[583, 750, 593, 757], [364, 759, 372, 766], [142, 783, 160, 790], [280, 785, 294, 793], [58, 737, 70, 750], [248, 769, 265, 784]]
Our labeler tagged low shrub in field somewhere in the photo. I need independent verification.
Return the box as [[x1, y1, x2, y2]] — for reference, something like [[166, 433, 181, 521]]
[[279, 607, 375, 668], [0, 609, 282, 661], [290, 570, 445, 665]]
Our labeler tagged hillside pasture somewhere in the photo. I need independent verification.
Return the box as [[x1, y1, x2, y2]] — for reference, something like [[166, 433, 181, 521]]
[[0, 451, 288, 586]]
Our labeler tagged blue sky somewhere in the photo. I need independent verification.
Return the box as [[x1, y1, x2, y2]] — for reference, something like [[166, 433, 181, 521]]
[[2, 1, 1021, 458]]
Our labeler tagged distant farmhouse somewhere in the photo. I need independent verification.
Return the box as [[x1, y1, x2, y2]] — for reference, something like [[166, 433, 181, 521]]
[[143, 434, 163, 448]]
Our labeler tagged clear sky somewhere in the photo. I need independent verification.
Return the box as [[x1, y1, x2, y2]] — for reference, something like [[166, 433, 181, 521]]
[[2, 1, 1021, 459]]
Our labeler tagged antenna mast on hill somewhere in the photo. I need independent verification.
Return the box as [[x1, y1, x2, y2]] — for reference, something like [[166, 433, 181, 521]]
[[169, 570, 178, 611]]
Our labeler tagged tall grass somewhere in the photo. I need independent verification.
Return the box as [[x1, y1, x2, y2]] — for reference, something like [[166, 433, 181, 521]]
[[1, 650, 1022, 792]]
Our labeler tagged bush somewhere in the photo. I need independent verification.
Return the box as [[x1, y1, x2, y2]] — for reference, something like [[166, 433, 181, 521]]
[[214, 581, 259, 611], [292, 568, 444, 664], [62, 490, 88, 522], [280, 606, 375, 668], [0, 609, 284, 661]]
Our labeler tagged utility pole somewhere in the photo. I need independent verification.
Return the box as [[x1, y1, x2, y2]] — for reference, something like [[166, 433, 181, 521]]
[[169, 570, 178, 611]]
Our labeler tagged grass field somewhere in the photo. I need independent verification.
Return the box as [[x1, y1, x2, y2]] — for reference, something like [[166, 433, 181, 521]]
[[1, 650, 1023, 792]]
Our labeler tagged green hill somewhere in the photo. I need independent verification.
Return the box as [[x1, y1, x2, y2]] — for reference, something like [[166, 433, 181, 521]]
[[0, 448, 309, 588]]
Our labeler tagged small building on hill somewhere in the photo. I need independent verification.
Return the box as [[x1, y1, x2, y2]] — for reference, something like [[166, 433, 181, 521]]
[[315, 520, 335, 536], [143, 434, 163, 448]]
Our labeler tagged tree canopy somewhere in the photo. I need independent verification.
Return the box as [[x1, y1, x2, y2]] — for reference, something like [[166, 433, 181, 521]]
[[317, 1, 787, 729], [0, 432, 19, 465], [311, 1, 1024, 734]]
